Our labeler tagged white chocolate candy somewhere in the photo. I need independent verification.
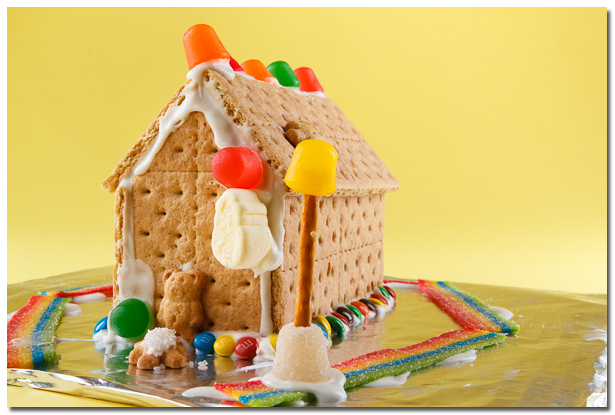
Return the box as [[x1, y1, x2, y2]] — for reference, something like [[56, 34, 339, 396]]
[[212, 188, 273, 269]]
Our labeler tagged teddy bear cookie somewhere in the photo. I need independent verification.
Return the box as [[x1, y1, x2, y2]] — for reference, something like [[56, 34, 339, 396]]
[[157, 268, 206, 343], [128, 327, 188, 370]]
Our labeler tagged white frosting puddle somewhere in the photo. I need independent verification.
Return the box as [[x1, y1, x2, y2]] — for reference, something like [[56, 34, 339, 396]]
[[260, 368, 347, 406], [437, 349, 477, 366], [72, 292, 107, 303], [488, 306, 514, 321], [364, 372, 409, 387], [583, 329, 607, 343], [63, 303, 82, 317], [383, 282, 418, 290], [182, 386, 231, 400]]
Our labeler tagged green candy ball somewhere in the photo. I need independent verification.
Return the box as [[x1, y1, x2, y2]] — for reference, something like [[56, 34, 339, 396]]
[[109, 298, 153, 339]]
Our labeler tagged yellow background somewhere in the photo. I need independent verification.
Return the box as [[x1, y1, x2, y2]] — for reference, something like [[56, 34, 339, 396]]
[[8, 8, 606, 294]]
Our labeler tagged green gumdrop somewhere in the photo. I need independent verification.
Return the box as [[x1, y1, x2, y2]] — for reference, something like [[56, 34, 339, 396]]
[[109, 298, 153, 339], [267, 61, 300, 88]]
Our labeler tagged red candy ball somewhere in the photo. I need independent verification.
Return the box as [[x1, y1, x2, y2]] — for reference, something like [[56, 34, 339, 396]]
[[211, 146, 263, 189], [234, 336, 258, 360]]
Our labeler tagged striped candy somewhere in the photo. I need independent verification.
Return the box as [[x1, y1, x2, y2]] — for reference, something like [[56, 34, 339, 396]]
[[214, 329, 505, 407], [418, 280, 520, 335], [7, 295, 72, 368], [39, 282, 113, 298]]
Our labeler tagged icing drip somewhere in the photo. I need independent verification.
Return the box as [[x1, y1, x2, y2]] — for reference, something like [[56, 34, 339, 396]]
[[363, 372, 409, 387], [260, 368, 347, 406], [116, 61, 285, 336]]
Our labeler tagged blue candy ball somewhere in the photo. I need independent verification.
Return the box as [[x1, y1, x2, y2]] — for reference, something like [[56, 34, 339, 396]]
[[313, 323, 329, 340], [194, 332, 216, 354], [94, 316, 108, 334]]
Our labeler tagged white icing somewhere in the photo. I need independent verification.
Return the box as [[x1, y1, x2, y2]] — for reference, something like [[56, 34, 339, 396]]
[[182, 386, 231, 400], [384, 282, 418, 290], [7, 311, 16, 321], [489, 306, 514, 321], [180, 337, 195, 354], [181, 262, 195, 271], [437, 349, 477, 366], [63, 303, 82, 317], [233, 361, 274, 373], [140, 328, 178, 357], [116, 61, 286, 336], [72, 292, 107, 303], [261, 368, 347, 406], [364, 372, 409, 387], [583, 329, 607, 343]]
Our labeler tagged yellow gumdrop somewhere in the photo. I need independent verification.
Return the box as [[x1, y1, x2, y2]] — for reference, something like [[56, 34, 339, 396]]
[[284, 139, 337, 196], [213, 335, 236, 357], [369, 298, 386, 308], [314, 315, 332, 338], [269, 334, 278, 351]]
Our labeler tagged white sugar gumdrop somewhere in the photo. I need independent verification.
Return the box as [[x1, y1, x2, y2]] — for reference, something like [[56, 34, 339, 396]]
[[269, 323, 333, 383]]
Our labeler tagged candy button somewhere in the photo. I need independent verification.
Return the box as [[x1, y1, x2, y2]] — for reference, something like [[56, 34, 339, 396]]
[[383, 285, 397, 301], [269, 334, 278, 351], [335, 306, 355, 326], [267, 61, 300, 88], [345, 304, 362, 320], [194, 332, 216, 354], [94, 316, 108, 334], [235, 337, 258, 360], [183, 24, 230, 69], [211, 146, 263, 189], [294, 67, 324, 93], [214, 335, 236, 357], [350, 301, 370, 317], [241, 59, 278, 85], [109, 298, 153, 339], [313, 323, 329, 340], [369, 298, 386, 308], [314, 315, 331, 338], [284, 139, 338, 196], [370, 292, 389, 306], [325, 315, 345, 335], [377, 286, 390, 300], [330, 312, 350, 327], [359, 298, 377, 313]]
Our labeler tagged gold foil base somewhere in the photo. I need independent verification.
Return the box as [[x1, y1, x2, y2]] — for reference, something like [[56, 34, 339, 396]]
[[7, 267, 607, 407]]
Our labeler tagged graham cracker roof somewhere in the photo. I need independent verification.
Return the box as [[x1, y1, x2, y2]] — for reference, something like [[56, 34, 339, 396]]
[[102, 69, 399, 196]]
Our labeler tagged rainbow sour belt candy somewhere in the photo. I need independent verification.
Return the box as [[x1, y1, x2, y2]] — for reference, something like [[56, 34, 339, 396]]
[[215, 329, 505, 407], [418, 280, 520, 335], [39, 282, 113, 298], [7, 295, 72, 368]]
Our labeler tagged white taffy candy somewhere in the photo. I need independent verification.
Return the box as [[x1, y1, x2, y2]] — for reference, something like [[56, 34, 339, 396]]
[[212, 188, 273, 269]]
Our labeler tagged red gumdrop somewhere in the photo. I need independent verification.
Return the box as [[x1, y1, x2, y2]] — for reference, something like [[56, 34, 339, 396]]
[[370, 292, 389, 306], [211, 146, 263, 189], [294, 67, 324, 93], [235, 336, 258, 360], [229, 56, 245, 73]]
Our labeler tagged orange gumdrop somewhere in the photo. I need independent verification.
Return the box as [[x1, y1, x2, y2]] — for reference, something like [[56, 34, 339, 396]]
[[241, 59, 278, 85], [294, 67, 324, 93], [183, 24, 230, 69]]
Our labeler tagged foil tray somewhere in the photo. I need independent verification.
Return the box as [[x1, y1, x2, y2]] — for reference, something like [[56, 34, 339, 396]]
[[7, 267, 607, 407]]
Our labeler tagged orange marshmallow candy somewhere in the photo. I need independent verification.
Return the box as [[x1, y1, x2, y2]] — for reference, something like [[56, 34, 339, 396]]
[[183, 24, 230, 69], [241, 59, 278, 85]]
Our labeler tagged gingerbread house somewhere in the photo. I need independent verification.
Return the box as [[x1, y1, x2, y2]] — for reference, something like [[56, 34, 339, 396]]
[[102, 61, 399, 335]]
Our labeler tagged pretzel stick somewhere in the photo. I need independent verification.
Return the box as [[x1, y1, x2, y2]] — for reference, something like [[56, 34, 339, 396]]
[[294, 194, 318, 327]]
